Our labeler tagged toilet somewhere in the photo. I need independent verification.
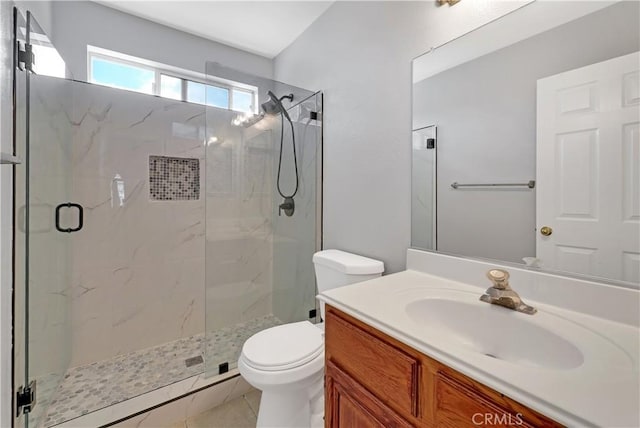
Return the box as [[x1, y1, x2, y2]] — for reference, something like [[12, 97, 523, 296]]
[[238, 249, 384, 428]]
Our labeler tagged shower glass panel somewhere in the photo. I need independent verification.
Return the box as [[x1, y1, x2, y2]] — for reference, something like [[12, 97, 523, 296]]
[[14, 11, 73, 428], [13, 10, 27, 427], [411, 126, 437, 250], [24, 77, 208, 427], [272, 94, 323, 324], [204, 62, 322, 376], [24, 75, 73, 428], [17, 11, 209, 425], [49, 80, 206, 427]]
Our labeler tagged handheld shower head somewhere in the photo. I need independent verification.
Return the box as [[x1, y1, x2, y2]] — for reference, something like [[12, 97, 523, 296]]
[[260, 91, 299, 215], [261, 91, 293, 121]]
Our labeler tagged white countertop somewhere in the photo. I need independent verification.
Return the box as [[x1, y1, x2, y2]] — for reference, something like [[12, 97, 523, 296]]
[[318, 269, 640, 427]]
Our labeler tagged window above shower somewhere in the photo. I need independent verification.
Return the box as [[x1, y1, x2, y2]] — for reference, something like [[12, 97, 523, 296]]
[[87, 46, 257, 113]]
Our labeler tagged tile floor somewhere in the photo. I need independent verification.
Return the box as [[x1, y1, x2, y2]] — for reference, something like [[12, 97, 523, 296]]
[[170, 390, 261, 428], [41, 315, 280, 427]]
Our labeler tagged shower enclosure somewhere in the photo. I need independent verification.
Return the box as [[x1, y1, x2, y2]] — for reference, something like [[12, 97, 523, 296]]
[[13, 8, 322, 428]]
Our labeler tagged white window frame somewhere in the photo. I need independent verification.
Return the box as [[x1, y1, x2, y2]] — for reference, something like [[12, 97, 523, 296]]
[[87, 45, 258, 113]]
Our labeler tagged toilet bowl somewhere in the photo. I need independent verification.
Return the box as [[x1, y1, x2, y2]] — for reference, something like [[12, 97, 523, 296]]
[[239, 250, 384, 428], [238, 321, 325, 428]]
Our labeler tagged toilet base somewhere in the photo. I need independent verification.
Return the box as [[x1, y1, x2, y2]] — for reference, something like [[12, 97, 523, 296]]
[[255, 373, 324, 428]]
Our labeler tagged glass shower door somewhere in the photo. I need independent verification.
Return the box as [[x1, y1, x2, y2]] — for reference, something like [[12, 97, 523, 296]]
[[411, 125, 437, 250], [14, 11, 73, 428], [17, 14, 209, 422]]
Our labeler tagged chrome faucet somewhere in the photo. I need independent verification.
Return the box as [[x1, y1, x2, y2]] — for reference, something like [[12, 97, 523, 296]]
[[480, 269, 537, 315]]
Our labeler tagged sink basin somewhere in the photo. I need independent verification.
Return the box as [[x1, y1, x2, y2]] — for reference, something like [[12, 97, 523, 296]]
[[405, 298, 584, 370]]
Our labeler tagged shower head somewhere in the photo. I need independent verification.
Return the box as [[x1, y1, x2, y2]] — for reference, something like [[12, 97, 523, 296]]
[[261, 91, 293, 121], [262, 91, 299, 207]]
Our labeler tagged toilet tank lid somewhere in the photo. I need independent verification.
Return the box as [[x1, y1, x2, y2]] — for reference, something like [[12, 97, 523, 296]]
[[313, 249, 384, 274]]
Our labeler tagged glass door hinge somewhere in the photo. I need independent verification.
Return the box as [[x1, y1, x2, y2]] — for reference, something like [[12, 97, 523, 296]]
[[16, 380, 36, 416], [17, 41, 34, 72]]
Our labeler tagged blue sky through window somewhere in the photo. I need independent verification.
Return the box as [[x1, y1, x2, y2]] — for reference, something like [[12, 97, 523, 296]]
[[232, 89, 253, 113], [89, 51, 255, 112], [160, 74, 182, 100], [91, 57, 154, 94], [186, 81, 206, 104], [186, 81, 229, 108], [206, 85, 229, 108]]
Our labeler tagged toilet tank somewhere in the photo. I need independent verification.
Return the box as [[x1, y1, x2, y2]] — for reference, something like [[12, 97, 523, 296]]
[[313, 250, 384, 320]]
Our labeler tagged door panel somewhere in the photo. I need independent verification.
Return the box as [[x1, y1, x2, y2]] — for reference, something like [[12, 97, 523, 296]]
[[537, 51, 640, 283], [555, 129, 598, 219], [622, 123, 639, 221]]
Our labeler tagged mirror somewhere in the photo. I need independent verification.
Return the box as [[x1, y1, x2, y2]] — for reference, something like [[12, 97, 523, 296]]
[[411, 1, 639, 287]]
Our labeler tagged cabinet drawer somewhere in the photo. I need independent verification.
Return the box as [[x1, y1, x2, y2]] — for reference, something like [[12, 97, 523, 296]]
[[435, 372, 537, 428], [325, 309, 420, 417]]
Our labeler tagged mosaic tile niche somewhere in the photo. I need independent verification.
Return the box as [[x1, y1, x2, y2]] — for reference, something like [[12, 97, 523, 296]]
[[149, 155, 200, 201]]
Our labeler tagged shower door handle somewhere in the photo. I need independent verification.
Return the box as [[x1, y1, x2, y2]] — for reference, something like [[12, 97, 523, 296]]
[[55, 203, 84, 233]]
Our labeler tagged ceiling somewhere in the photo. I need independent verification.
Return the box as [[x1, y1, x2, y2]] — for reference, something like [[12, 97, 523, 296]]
[[95, 1, 333, 58]]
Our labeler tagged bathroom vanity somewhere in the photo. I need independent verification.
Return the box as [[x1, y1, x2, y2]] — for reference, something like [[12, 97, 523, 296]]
[[324, 306, 559, 427], [318, 250, 640, 428]]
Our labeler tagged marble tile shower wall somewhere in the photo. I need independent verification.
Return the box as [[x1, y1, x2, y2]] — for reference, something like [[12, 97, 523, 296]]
[[68, 82, 208, 366], [68, 81, 279, 368]]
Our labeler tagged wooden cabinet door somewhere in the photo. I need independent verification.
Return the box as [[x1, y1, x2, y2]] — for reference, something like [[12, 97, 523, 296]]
[[326, 361, 414, 428], [325, 309, 420, 417]]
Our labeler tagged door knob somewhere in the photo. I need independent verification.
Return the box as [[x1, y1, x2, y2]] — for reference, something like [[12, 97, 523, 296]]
[[540, 226, 552, 236]]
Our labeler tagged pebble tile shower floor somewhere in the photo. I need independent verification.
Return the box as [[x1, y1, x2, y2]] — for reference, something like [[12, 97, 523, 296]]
[[40, 315, 281, 427]]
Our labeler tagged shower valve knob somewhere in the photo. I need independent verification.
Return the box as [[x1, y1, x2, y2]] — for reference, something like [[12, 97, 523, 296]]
[[279, 198, 295, 217]]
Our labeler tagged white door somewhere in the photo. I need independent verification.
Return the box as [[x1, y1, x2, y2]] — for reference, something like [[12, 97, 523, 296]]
[[536, 51, 640, 284]]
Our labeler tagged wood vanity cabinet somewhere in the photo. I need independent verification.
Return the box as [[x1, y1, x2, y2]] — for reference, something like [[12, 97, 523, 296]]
[[324, 306, 562, 428]]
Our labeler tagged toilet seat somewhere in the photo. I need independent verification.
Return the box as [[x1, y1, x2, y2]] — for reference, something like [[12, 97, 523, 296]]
[[242, 321, 324, 371]]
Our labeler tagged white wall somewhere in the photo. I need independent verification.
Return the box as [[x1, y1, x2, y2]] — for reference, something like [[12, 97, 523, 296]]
[[15, 0, 53, 35], [51, 1, 273, 81], [274, 0, 528, 273]]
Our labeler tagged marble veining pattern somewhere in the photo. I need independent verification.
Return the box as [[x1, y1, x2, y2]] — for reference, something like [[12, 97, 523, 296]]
[[68, 82, 209, 367], [43, 315, 281, 428]]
